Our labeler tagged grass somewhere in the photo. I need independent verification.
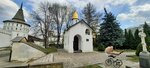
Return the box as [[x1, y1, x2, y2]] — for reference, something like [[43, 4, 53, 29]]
[[44, 47, 57, 54], [127, 55, 139, 62], [79, 64, 103, 68], [23, 42, 57, 54]]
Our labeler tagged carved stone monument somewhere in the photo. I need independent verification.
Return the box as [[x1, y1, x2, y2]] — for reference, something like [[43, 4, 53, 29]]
[[138, 28, 148, 52], [139, 27, 150, 68]]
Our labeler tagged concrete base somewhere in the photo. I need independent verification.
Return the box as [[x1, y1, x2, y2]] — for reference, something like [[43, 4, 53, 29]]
[[139, 51, 150, 68]]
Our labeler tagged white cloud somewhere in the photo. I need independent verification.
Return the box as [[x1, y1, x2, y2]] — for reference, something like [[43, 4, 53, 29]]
[[0, 0, 18, 19], [131, 4, 150, 13], [27, 0, 70, 11], [27, 0, 137, 13], [0, 0, 18, 27], [117, 3, 150, 29], [1, 0, 149, 29], [110, 0, 137, 6]]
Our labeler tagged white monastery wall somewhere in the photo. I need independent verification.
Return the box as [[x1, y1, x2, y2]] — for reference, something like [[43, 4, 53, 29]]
[[11, 43, 45, 62], [0, 28, 11, 47], [3, 22, 30, 39]]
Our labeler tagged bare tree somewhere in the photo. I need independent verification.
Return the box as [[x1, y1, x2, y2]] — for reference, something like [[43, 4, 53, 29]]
[[82, 2, 101, 32], [49, 3, 68, 47], [31, 2, 54, 48], [65, 8, 75, 29]]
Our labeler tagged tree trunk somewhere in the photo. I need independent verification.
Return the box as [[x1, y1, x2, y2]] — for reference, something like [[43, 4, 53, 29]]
[[57, 34, 60, 48], [44, 38, 47, 48]]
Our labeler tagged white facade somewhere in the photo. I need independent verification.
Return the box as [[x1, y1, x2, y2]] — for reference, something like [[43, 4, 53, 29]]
[[11, 42, 45, 62], [0, 21, 30, 47], [64, 20, 93, 53], [0, 28, 11, 47], [3, 21, 30, 39]]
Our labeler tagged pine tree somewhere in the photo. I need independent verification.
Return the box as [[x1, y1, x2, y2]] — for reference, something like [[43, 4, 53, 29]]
[[143, 22, 150, 46], [143, 22, 150, 35], [134, 29, 141, 48], [123, 29, 129, 49], [98, 8, 123, 48], [127, 30, 135, 49]]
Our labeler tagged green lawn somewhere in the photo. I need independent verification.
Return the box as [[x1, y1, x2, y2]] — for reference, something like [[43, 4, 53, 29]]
[[44, 47, 57, 54], [127, 55, 139, 62]]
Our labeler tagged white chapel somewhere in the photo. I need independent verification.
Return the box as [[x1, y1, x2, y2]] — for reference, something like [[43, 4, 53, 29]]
[[64, 11, 93, 53]]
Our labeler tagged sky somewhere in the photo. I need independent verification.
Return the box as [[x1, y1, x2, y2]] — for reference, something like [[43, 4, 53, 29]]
[[0, 0, 150, 29]]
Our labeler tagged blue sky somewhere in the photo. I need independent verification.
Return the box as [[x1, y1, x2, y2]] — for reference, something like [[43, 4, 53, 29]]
[[0, 0, 150, 29]]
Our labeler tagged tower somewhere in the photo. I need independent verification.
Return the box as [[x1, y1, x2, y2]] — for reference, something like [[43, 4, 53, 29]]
[[72, 10, 79, 24], [3, 3, 30, 39]]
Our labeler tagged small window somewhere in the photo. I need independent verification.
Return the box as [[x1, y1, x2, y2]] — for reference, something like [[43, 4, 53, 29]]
[[17, 24, 18, 26], [86, 39, 89, 42], [85, 29, 90, 35], [21, 25, 22, 27], [17, 34, 19, 36], [16, 28, 17, 30]]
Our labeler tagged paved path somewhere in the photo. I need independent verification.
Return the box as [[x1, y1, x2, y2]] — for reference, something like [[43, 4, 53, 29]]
[[31, 51, 105, 68], [30, 51, 139, 68], [0, 50, 139, 68]]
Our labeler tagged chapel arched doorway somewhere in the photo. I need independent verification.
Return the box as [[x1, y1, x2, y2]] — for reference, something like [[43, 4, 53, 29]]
[[73, 35, 82, 52]]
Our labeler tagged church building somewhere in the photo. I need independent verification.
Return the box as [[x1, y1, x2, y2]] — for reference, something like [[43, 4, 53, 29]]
[[3, 3, 30, 39], [64, 11, 93, 53], [0, 3, 30, 47], [0, 3, 46, 62]]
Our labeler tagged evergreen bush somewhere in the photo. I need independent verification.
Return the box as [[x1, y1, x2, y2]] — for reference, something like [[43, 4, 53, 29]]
[[135, 43, 150, 56], [97, 44, 105, 51]]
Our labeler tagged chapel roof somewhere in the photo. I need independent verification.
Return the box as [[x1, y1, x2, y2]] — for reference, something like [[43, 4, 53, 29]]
[[3, 3, 30, 27], [66, 19, 93, 31]]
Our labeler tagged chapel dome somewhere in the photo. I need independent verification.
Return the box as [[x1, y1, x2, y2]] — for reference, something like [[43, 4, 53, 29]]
[[72, 11, 78, 20]]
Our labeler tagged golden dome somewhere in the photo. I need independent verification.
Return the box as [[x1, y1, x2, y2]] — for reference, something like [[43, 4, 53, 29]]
[[72, 11, 78, 20]]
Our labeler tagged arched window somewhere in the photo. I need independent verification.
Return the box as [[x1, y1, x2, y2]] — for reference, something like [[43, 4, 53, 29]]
[[85, 29, 90, 35], [17, 34, 19, 36]]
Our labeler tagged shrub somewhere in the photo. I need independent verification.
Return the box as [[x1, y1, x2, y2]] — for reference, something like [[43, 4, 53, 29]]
[[135, 44, 142, 56], [97, 44, 105, 51], [135, 43, 150, 56]]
